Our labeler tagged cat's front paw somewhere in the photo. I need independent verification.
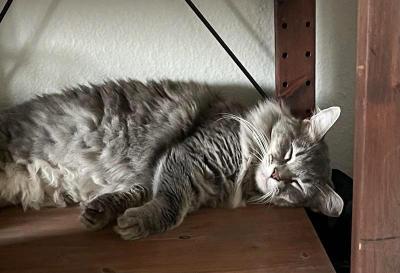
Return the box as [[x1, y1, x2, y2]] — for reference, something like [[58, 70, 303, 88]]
[[80, 199, 112, 231], [114, 208, 150, 240]]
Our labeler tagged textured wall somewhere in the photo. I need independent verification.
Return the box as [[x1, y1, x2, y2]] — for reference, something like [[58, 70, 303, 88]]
[[0, 0, 356, 175]]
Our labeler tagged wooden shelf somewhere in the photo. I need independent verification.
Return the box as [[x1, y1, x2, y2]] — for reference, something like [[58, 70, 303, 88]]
[[0, 205, 334, 273]]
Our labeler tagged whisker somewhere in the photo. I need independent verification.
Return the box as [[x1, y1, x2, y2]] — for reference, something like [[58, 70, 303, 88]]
[[221, 114, 269, 158], [264, 188, 278, 207], [250, 152, 263, 162], [250, 146, 264, 162], [250, 146, 263, 158], [248, 195, 266, 204], [249, 184, 280, 205], [313, 184, 326, 198], [249, 191, 273, 204]]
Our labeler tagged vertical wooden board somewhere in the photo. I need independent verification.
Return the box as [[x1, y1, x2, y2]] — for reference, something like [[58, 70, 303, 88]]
[[352, 0, 400, 272], [274, 0, 315, 118]]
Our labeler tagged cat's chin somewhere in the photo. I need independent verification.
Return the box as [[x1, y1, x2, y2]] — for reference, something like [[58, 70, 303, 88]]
[[254, 170, 281, 195]]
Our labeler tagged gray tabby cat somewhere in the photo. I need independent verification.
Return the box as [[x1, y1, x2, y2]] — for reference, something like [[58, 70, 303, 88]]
[[0, 80, 343, 240]]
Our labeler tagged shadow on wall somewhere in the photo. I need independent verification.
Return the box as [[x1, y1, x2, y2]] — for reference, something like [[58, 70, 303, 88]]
[[0, 0, 61, 108], [223, 0, 274, 61], [211, 83, 273, 106]]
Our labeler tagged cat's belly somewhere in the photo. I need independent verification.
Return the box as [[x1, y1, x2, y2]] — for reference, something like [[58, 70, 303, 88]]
[[0, 158, 103, 209], [32, 159, 105, 205]]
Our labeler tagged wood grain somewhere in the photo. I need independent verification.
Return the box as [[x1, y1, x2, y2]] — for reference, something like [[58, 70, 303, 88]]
[[352, 0, 400, 272], [0, 206, 334, 273], [274, 0, 316, 118]]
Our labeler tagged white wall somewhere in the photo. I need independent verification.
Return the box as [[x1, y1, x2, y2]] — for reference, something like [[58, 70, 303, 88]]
[[0, 0, 357, 175]]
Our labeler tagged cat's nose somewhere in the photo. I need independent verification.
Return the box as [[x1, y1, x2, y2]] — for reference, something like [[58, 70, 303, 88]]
[[271, 168, 280, 180]]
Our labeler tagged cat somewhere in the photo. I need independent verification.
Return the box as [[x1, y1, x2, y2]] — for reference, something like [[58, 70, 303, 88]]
[[0, 79, 343, 240]]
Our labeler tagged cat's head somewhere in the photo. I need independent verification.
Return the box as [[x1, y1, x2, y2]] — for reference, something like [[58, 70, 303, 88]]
[[241, 101, 343, 217]]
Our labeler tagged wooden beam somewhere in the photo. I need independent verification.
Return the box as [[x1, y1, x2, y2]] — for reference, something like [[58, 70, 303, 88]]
[[274, 0, 316, 118], [352, 0, 400, 272]]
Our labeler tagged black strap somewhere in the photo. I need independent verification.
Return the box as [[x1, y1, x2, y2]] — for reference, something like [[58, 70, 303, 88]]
[[0, 0, 13, 24], [185, 0, 267, 98]]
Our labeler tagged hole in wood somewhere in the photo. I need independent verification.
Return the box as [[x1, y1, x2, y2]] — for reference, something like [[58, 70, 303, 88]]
[[301, 252, 310, 259], [179, 235, 191, 240], [306, 21, 311, 27], [282, 81, 288, 88], [102, 268, 117, 273], [305, 80, 311, 86], [282, 22, 288, 29], [282, 52, 288, 59], [305, 51, 311, 57]]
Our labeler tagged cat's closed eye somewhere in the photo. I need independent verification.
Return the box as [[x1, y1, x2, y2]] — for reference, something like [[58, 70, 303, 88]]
[[290, 179, 304, 193], [283, 143, 293, 162]]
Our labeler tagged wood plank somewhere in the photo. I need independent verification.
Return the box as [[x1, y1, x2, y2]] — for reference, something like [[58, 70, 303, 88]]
[[274, 0, 316, 118], [0, 206, 334, 273], [352, 0, 400, 272]]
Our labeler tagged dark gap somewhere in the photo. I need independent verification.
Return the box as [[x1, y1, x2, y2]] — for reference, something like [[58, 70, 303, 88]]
[[307, 169, 353, 273]]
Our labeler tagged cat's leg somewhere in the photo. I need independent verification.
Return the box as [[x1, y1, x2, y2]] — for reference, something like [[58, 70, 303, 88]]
[[114, 193, 191, 240], [114, 157, 194, 240], [80, 184, 151, 231]]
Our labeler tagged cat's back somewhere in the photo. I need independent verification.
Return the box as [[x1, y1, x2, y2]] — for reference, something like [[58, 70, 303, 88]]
[[1, 79, 212, 130], [0, 79, 216, 158]]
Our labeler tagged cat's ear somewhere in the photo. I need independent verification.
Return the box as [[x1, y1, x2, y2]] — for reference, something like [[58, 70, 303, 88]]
[[306, 107, 341, 141], [310, 184, 344, 217]]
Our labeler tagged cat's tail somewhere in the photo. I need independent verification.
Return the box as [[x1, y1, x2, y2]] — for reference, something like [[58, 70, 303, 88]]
[[0, 117, 28, 209], [0, 113, 59, 210], [0, 114, 13, 208], [0, 113, 8, 170]]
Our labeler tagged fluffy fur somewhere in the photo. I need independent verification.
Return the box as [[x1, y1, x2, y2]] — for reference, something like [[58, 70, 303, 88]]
[[0, 79, 343, 240]]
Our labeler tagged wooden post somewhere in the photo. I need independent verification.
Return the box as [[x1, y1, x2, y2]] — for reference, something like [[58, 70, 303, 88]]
[[352, 0, 400, 272], [274, 0, 315, 118]]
